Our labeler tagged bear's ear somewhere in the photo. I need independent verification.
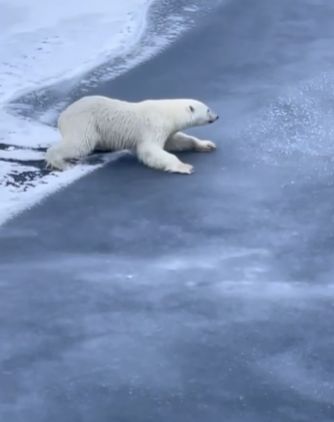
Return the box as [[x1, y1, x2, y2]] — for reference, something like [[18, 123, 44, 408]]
[[189, 105, 195, 113]]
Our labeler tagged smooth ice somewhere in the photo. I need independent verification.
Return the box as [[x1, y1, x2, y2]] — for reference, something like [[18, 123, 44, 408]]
[[1, 0, 334, 421]]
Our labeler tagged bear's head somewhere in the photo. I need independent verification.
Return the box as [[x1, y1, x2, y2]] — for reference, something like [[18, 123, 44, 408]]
[[143, 98, 219, 132], [186, 100, 219, 127]]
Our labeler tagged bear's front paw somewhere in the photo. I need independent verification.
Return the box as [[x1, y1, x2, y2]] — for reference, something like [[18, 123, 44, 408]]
[[171, 162, 194, 175], [195, 140, 216, 152]]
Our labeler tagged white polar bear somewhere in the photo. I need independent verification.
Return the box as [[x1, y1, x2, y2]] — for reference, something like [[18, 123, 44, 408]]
[[45, 95, 219, 174]]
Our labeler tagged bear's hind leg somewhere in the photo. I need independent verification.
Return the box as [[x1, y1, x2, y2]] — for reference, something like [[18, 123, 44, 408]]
[[165, 132, 216, 152], [45, 138, 94, 170], [137, 142, 193, 174]]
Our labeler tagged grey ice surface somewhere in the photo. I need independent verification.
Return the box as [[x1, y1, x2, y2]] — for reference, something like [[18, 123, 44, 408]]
[[1, 0, 334, 421]]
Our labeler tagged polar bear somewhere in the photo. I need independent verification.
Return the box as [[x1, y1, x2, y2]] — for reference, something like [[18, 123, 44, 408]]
[[45, 95, 219, 174]]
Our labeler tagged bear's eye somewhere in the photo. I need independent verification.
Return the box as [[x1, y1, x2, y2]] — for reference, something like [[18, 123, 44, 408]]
[[189, 105, 195, 112]]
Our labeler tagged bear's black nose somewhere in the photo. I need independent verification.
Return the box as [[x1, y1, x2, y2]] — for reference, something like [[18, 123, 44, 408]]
[[209, 115, 219, 123]]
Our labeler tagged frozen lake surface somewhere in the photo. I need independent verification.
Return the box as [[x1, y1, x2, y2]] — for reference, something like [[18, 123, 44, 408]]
[[1, 0, 334, 421]]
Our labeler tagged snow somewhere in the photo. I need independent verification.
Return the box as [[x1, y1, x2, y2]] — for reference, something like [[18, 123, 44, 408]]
[[0, 0, 152, 102], [0, 0, 154, 225], [0, 152, 126, 226]]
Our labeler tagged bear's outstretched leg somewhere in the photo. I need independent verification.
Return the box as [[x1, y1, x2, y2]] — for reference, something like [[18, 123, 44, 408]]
[[137, 142, 193, 174], [45, 139, 94, 170], [165, 132, 216, 152]]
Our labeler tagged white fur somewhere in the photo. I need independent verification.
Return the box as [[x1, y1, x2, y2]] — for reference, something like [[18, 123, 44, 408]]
[[45, 95, 218, 174]]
